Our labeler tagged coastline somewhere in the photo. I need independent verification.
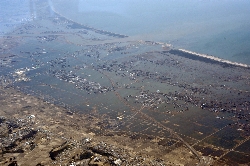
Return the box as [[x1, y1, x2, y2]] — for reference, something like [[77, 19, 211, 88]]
[[51, 4, 250, 69], [178, 48, 249, 68], [1, 1, 249, 165], [51, 6, 128, 39]]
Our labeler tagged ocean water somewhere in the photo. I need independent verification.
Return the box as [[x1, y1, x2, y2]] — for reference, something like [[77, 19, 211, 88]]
[[51, 0, 250, 64], [1, 1, 250, 163]]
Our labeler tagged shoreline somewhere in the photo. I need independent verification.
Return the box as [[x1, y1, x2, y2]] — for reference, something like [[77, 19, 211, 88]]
[[51, 4, 249, 69], [178, 49, 249, 68], [51, 6, 128, 39], [1, 1, 249, 165], [49, 7, 208, 163]]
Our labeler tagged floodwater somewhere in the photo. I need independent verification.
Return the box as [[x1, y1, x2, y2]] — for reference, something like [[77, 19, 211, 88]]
[[51, 0, 250, 65], [0, 0, 250, 165]]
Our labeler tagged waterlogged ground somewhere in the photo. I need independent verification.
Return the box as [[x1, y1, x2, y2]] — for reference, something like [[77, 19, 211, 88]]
[[0, 1, 250, 165]]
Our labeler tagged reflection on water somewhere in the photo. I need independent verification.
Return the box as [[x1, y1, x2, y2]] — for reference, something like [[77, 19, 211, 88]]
[[0, 0, 249, 165]]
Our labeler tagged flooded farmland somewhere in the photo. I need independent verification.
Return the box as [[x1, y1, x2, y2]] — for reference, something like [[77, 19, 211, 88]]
[[0, 0, 249, 165]]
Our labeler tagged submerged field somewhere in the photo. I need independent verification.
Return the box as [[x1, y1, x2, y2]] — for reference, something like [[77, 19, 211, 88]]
[[0, 1, 249, 165]]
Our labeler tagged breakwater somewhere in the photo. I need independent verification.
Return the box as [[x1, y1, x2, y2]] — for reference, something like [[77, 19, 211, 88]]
[[170, 49, 250, 68], [51, 7, 128, 39]]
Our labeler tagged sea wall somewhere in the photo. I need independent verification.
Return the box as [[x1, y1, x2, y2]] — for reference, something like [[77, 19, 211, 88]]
[[168, 49, 249, 69]]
